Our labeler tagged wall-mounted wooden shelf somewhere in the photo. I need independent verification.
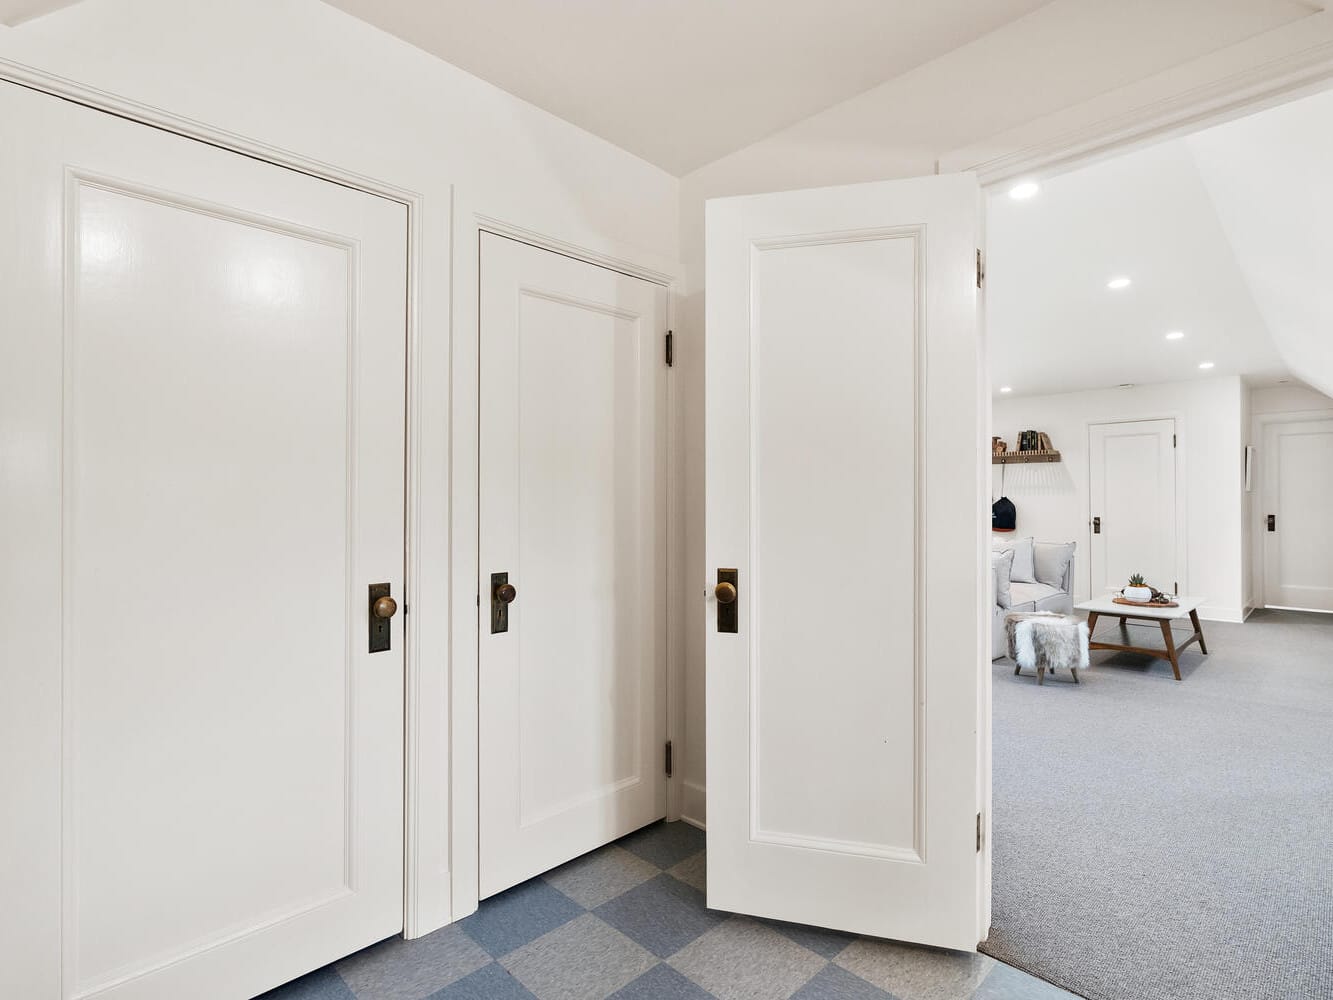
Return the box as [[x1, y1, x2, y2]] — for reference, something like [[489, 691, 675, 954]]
[[992, 450, 1061, 465]]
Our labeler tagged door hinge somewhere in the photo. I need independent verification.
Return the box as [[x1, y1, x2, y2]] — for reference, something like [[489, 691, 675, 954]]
[[976, 812, 983, 852], [665, 330, 674, 368], [1173, 433, 1177, 447], [976, 249, 984, 289], [664, 740, 673, 778]]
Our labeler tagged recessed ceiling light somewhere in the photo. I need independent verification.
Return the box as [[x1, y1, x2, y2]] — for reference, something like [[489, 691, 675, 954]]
[[1165, 330, 1185, 340], [1199, 361, 1215, 370], [999, 386, 1013, 393], [1277, 377, 1291, 384], [1119, 383, 1135, 388], [1107, 276, 1132, 290], [1008, 181, 1040, 200]]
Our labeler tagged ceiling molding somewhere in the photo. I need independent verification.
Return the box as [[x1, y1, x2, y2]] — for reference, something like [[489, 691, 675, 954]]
[[941, 12, 1333, 186]]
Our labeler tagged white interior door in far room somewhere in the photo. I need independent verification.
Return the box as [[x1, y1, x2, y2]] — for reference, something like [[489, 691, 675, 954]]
[[1262, 418, 1333, 612], [1089, 419, 1178, 598], [478, 233, 668, 899], [705, 174, 988, 950], [0, 83, 408, 1000]]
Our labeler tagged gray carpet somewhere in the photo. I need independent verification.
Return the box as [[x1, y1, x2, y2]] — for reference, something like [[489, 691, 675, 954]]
[[981, 609, 1333, 1000]]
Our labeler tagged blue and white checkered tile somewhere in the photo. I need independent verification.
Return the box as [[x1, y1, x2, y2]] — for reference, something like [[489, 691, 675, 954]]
[[258, 821, 1077, 1000]]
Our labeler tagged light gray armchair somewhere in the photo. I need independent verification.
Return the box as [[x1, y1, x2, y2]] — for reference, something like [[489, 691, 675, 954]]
[[991, 540, 1076, 659]]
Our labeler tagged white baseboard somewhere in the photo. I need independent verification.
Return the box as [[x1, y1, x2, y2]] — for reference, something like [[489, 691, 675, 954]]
[[1199, 605, 1245, 624], [681, 779, 706, 830]]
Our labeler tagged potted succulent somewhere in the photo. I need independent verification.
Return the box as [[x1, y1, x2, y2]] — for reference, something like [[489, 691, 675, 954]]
[[1123, 573, 1152, 603]]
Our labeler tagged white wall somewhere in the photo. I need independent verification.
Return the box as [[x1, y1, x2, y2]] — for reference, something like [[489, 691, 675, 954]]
[[991, 378, 1247, 622], [0, 0, 679, 933]]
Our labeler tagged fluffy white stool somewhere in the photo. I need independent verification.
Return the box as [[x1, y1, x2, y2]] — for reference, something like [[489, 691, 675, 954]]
[[1006, 612, 1089, 684]]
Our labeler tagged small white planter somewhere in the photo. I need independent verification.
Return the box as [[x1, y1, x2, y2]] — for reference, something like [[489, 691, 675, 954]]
[[1123, 585, 1152, 602]]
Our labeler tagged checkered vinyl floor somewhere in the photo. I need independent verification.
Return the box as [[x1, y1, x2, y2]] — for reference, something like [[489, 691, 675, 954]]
[[260, 822, 1075, 1000]]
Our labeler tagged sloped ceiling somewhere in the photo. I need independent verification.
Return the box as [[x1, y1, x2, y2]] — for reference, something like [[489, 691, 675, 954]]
[[988, 138, 1287, 398], [321, 0, 1054, 175], [1187, 87, 1333, 399]]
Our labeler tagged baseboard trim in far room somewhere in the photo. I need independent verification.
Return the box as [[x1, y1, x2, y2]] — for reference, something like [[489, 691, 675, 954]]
[[1198, 606, 1245, 624]]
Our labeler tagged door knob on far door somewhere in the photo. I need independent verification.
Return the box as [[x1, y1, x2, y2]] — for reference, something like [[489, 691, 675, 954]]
[[372, 595, 398, 619], [715, 568, 739, 634], [496, 582, 517, 604]]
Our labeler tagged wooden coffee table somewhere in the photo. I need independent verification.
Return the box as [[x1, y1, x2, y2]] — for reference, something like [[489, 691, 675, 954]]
[[1073, 595, 1208, 681]]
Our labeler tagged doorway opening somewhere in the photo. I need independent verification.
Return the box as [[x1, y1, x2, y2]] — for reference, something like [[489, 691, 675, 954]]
[[983, 80, 1333, 1000]]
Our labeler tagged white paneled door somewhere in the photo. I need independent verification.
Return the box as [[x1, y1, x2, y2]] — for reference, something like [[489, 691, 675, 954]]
[[1263, 418, 1333, 612], [705, 176, 989, 950], [1089, 419, 1178, 598], [478, 234, 668, 899], [1, 83, 407, 999]]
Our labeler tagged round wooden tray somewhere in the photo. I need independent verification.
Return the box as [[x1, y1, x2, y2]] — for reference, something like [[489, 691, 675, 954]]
[[1112, 596, 1178, 608]]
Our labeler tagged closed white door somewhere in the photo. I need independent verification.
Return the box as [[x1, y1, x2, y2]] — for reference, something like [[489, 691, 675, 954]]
[[1, 83, 406, 1000], [706, 174, 988, 950], [1263, 418, 1333, 612], [478, 234, 668, 899], [1089, 419, 1178, 597]]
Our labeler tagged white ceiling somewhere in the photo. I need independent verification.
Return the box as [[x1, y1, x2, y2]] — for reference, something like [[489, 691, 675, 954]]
[[321, 0, 1053, 175], [986, 117, 1307, 399]]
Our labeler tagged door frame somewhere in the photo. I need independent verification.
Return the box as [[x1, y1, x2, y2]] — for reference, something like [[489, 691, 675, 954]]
[[448, 193, 682, 922], [1085, 416, 1186, 602], [1250, 408, 1333, 610], [0, 55, 450, 936]]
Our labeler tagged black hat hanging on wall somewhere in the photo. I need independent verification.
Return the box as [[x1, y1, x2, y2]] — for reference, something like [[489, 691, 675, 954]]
[[992, 460, 1016, 532]]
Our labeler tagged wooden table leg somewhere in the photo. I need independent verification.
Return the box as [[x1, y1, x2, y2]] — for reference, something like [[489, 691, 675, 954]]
[[1159, 619, 1182, 681], [1086, 611, 1099, 637], [1189, 609, 1209, 654]]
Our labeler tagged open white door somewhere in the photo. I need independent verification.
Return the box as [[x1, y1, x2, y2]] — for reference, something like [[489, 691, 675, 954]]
[[705, 174, 988, 951]]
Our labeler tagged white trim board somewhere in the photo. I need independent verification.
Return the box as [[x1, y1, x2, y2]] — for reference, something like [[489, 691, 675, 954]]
[[940, 10, 1333, 186]]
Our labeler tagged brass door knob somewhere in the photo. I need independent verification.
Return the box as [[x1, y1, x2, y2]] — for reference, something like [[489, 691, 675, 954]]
[[714, 582, 737, 605], [372, 595, 398, 619], [496, 583, 517, 604]]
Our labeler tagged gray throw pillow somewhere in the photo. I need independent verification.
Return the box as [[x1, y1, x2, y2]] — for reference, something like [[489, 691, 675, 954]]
[[992, 549, 1014, 608], [1034, 541, 1076, 590], [993, 536, 1036, 584]]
